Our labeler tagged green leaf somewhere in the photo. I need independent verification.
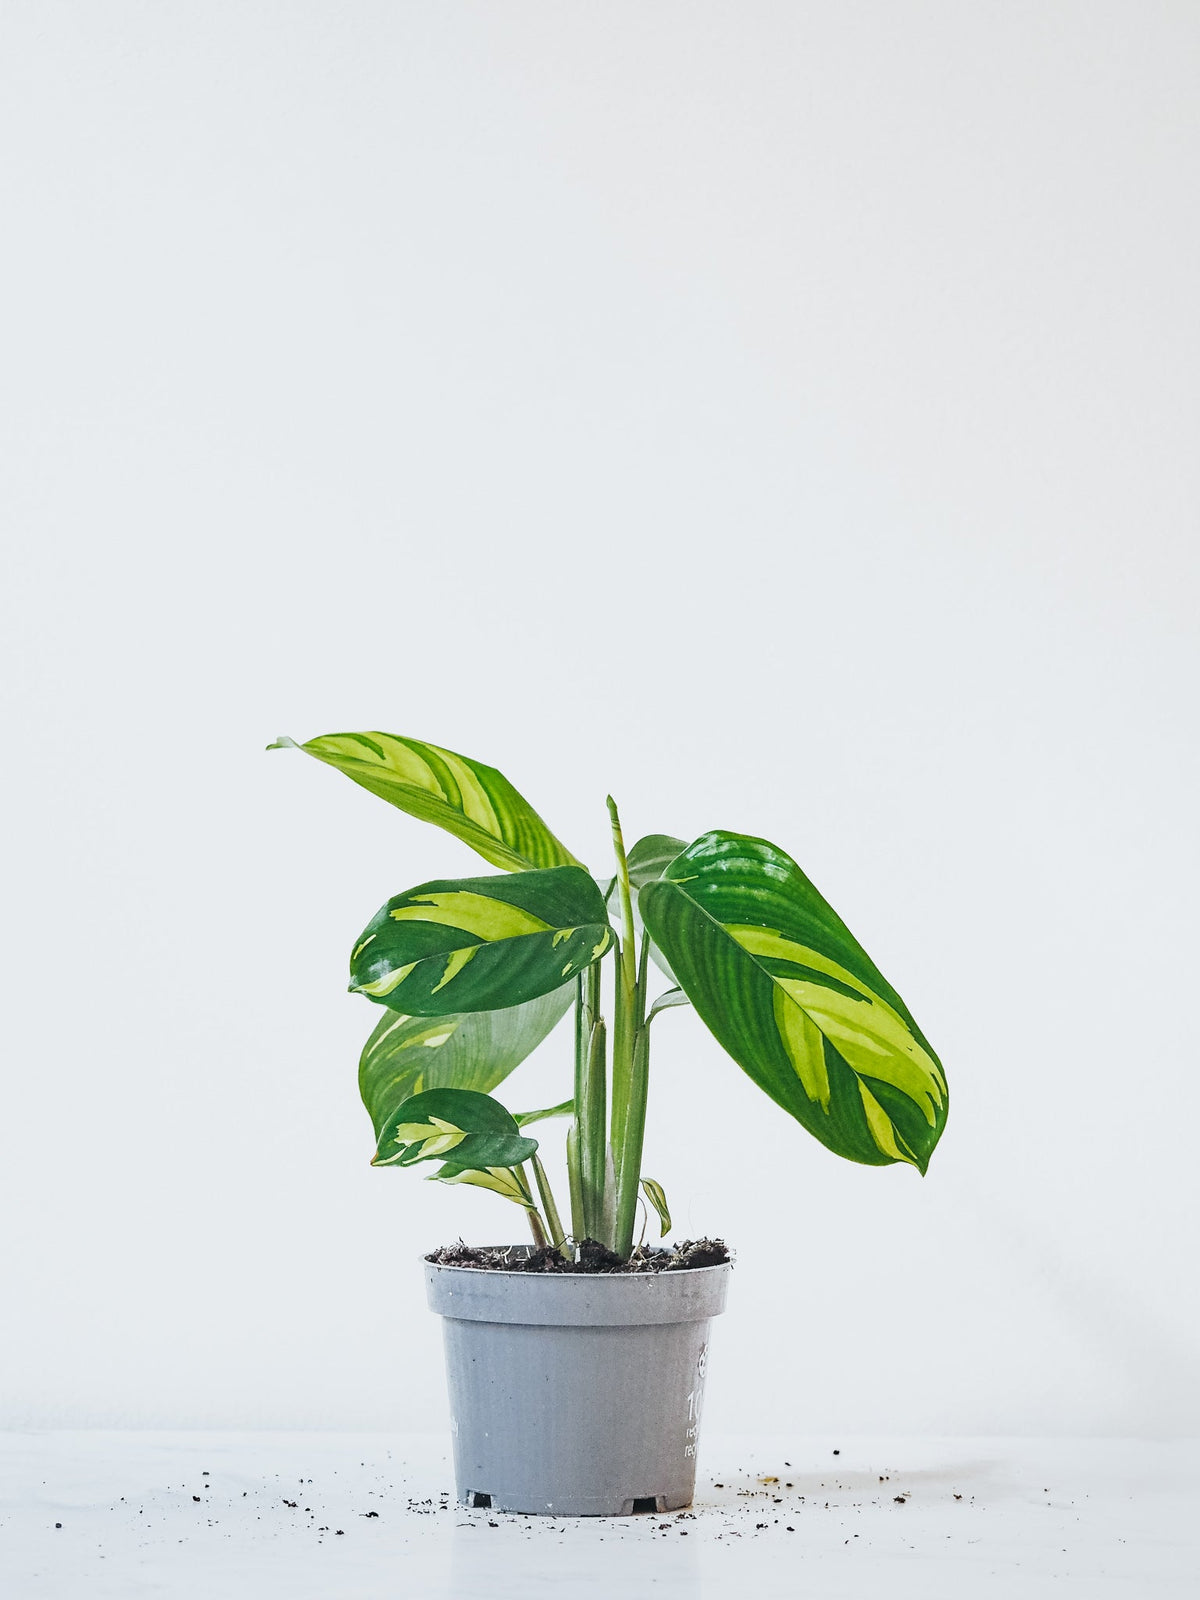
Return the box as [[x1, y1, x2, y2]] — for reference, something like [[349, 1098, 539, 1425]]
[[646, 987, 690, 1024], [268, 732, 581, 872], [640, 1177, 672, 1238], [604, 834, 686, 985], [515, 1098, 574, 1128], [640, 831, 948, 1174], [358, 986, 573, 1140], [371, 1087, 537, 1170], [350, 865, 613, 1016], [626, 835, 687, 890]]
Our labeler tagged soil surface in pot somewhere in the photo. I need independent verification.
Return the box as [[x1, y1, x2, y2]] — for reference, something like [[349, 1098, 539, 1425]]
[[426, 1238, 730, 1274]]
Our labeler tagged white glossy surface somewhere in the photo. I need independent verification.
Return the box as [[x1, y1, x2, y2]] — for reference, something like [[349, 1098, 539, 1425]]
[[3, 1432, 1195, 1598]]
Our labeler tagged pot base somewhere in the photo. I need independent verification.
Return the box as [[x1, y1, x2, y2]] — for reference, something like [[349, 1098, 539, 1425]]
[[462, 1486, 692, 1517]]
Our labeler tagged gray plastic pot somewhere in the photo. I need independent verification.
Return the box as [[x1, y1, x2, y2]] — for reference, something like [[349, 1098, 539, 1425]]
[[425, 1247, 731, 1516]]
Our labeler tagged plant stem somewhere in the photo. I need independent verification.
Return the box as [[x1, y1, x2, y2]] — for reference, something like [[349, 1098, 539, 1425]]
[[531, 1154, 569, 1257], [606, 797, 638, 997], [607, 797, 637, 1165], [565, 1127, 584, 1253], [635, 929, 650, 1020], [581, 1018, 607, 1240], [606, 797, 647, 1258], [570, 964, 607, 1244], [568, 977, 587, 1239], [613, 1023, 650, 1257], [525, 1206, 549, 1250], [516, 1164, 549, 1250]]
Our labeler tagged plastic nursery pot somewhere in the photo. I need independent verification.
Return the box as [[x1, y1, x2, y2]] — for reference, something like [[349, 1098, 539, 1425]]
[[424, 1247, 731, 1517]]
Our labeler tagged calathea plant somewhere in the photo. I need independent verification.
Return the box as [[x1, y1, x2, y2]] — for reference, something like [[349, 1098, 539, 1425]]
[[270, 733, 948, 1260]]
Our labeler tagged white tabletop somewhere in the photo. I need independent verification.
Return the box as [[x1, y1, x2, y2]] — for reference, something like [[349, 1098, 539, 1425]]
[[2, 1431, 1195, 1598]]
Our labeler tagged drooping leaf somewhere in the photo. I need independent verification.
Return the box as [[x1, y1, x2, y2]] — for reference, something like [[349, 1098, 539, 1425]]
[[640, 831, 947, 1174], [432, 1164, 536, 1206], [371, 1087, 537, 1170], [268, 732, 581, 872], [358, 986, 573, 1140], [515, 1098, 574, 1128], [350, 866, 613, 1016], [640, 1177, 672, 1238]]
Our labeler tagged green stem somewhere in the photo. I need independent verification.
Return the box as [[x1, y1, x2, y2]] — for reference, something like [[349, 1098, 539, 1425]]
[[605, 797, 645, 1257], [635, 930, 650, 1020], [610, 948, 630, 1167], [566, 1127, 584, 1252], [581, 1018, 607, 1240], [531, 1154, 569, 1257], [516, 1164, 549, 1250], [569, 978, 587, 1239], [613, 1024, 650, 1257], [606, 797, 638, 997]]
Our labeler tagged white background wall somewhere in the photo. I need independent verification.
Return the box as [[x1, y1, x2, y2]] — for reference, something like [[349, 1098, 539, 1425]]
[[2, 2, 1197, 1438]]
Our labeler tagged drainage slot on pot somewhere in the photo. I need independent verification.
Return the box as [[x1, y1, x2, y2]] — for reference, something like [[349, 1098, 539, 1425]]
[[630, 1497, 660, 1514], [470, 1492, 492, 1509]]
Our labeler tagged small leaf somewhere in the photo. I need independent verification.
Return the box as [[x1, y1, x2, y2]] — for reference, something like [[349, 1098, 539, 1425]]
[[646, 987, 691, 1024], [432, 1165, 535, 1206], [515, 1098, 574, 1128], [269, 731, 581, 872], [372, 1088, 536, 1170], [640, 1177, 672, 1238]]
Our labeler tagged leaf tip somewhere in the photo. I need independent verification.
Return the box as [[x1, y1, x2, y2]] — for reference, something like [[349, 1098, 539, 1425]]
[[266, 734, 299, 751]]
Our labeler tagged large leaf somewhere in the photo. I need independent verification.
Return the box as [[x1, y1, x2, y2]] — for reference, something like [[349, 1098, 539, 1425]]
[[640, 831, 947, 1174], [350, 865, 612, 1016], [358, 985, 573, 1140], [268, 732, 580, 872], [371, 1087, 537, 1170]]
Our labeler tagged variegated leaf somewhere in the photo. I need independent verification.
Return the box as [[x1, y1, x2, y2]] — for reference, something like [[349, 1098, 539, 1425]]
[[640, 831, 947, 1173], [433, 1164, 536, 1206], [371, 1087, 536, 1170], [350, 865, 613, 1016], [358, 986, 573, 1140], [268, 732, 580, 872], [640, 1177, 672, 1238]]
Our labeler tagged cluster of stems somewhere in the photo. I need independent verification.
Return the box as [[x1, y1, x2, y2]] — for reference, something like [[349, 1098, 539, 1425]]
[[514, 798, 652, 1261]]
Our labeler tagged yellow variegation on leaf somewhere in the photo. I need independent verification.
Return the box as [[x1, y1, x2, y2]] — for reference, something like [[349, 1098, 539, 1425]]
[[349, 866, 612, 1017], [268, 732, 580, 871], [640, 831, 947, 1174]]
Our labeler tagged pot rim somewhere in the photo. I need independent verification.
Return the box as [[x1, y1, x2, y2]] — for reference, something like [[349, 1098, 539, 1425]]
[[424, 1245, 731, 1325], [422, 1245, 733, 1281]]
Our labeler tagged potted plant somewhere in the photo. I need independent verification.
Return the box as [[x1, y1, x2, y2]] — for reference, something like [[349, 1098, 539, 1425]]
[[269, 731, 948, 1515]]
